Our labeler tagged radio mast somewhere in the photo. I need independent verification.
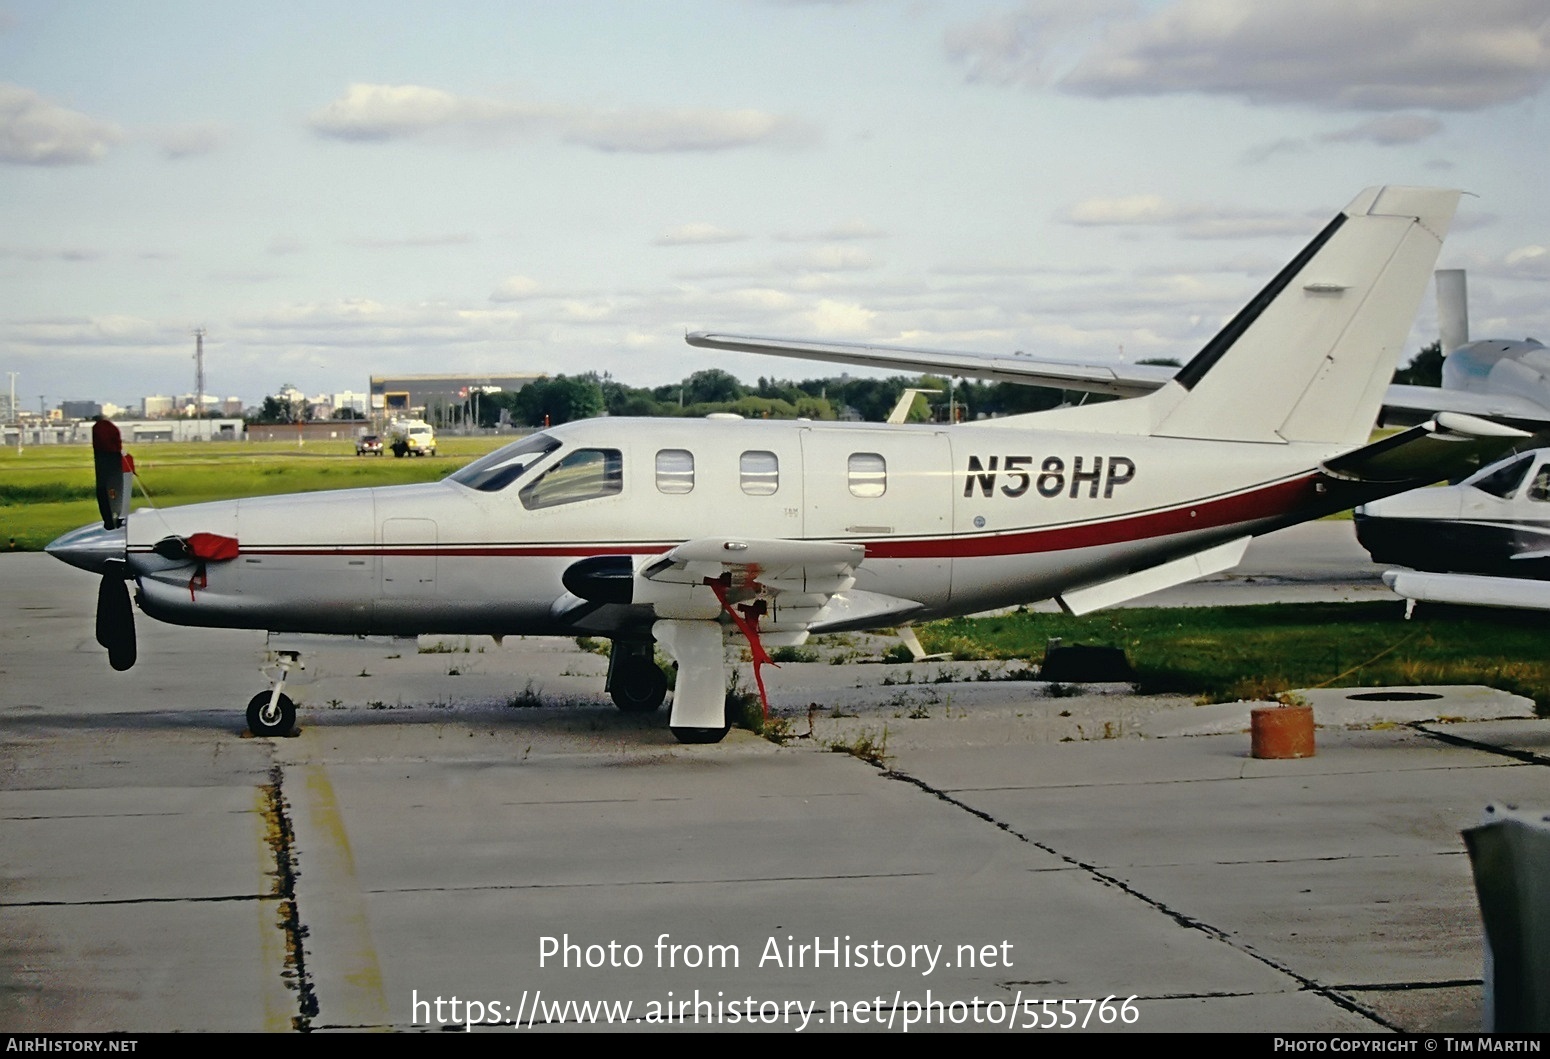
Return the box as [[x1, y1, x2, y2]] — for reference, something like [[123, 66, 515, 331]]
[[192, 328, 206, 419]]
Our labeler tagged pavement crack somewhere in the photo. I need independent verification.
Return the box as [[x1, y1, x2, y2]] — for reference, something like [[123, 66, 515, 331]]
[[881, 764, 1399, 1031], [8, 894, 272, 907], [1413, 723, 1550, 766], [261, 764, 320, 1032]]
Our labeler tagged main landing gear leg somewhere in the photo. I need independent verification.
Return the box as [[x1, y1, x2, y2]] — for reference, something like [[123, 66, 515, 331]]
[[246, 650, 299, 737], [653, 619, 732, 744]]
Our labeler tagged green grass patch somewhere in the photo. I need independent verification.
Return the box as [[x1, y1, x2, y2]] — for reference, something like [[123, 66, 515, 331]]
[[0, 437, 510, 550], [918, 602, 1550, 712]]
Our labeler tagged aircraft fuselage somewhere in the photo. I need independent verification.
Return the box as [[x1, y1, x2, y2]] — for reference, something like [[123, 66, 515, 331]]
[[110, 415, 1370, 639]]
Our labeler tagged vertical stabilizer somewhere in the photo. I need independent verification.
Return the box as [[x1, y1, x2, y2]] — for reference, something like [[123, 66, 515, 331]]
[[1146, 186, 1459, 447]]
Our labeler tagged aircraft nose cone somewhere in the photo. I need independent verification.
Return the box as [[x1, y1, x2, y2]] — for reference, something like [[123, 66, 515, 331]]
[[45, 523, 128, 575]]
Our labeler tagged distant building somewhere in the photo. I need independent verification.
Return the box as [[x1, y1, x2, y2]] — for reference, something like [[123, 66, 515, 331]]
[[333, 390, 369, 416], [143, 395, 174, 418], [3, 417, 243, 446], [60, 400, 103, 420], [369, 372, 543, 425]]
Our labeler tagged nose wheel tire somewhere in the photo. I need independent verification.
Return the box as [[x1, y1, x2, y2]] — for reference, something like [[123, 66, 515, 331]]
[[246, 691, 296, 738]]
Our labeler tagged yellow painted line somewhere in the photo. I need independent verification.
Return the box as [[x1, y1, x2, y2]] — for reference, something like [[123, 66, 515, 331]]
[[299, 762, 391, 1028]]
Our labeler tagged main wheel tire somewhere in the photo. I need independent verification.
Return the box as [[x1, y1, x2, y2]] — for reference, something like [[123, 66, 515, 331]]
[[610, 660, 667, 713], [246, 691, 296, 738], [671, 723, 731, 744]]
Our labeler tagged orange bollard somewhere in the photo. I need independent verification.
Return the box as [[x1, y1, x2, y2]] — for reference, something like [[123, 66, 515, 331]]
[[1251, 704, 1315, 759]]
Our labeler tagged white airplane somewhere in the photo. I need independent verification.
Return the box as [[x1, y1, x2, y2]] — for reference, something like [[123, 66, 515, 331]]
[[48, 186, 1527, 743], [1356, 447, 1550, 614]]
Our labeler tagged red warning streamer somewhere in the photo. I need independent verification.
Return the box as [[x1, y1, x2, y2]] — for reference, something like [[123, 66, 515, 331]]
[[704, 576, 775, 718]]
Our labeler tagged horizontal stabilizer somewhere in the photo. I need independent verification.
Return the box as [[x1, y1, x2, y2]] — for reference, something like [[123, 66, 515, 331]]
[[1056, 537, 1251, 616], [1320, 413, 1529, 484]]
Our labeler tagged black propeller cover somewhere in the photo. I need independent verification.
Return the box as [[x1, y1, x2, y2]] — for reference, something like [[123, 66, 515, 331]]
[[95, 569, 137, 672]]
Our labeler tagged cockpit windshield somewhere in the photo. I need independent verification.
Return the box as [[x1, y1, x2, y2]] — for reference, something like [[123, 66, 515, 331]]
[[1470, 453, 1533, 499], [446, 432, 562, 492]]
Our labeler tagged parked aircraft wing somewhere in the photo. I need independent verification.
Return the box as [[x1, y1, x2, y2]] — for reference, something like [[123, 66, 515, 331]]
[[1319, 413, 1530, 484], [1381, 384, 1550, 428], [685, 332, 1176, 398], [690, 352, 1550, 431], [1383, 570, 1550, 612]]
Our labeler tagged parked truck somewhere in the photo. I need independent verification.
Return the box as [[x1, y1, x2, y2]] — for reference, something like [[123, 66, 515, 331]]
[[386, 419, 437, 457]]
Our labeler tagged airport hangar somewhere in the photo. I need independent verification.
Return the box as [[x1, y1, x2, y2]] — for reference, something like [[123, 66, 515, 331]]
[[369, 373, 543, 428]]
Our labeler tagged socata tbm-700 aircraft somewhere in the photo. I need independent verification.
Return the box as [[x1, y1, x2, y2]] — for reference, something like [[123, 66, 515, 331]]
[[48, 186, 1528, 743]]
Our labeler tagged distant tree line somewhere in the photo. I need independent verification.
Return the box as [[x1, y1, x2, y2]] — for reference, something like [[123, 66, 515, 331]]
[[458, 368, 1131, 429], [246, 340, 1445, 429]]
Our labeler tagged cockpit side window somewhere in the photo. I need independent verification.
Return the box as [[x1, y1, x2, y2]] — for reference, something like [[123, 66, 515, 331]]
[[1528, 465, 1550, 503], [447, 433, 561, 492], [656, 449, 695, 494], [1473, 454, 1533, 499], [520, 448, 623, 510]]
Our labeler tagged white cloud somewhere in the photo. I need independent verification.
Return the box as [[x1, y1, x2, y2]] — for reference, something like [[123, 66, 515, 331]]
[[1060, 0, 1550, 111], [1502, 245, 1550, 279], [780, 245, 880, 272], [654, 223, 747, 246], [308, 83, 811, 153], [1061, 195, 1315, 239], [775, 219, 887, 242], [565, 107, 812, 153], [0, 83, 120, 165], [944, 1, 1136, 87], [489, 275, 542, 302], [1064, 194, 1173, 225], [306, 83, 550, 141], [803, 299, 877, 335]]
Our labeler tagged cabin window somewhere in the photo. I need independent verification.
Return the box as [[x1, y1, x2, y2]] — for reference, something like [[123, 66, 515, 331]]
[[740, 450, 779, 495], [655, 449, 695, 494], [1474, 454, 1533, 499], [519, 448, 623, 510], [848, 452, 887, 498]]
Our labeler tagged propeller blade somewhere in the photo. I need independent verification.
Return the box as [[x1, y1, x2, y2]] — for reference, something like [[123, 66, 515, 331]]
[[91, 416, 129, 530], [95, 569, 137, 671]]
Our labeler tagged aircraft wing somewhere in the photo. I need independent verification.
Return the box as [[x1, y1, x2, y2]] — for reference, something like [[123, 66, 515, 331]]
[[1381, 384, 1550, 428], [686, 332, 1550, 427], [1383, 570, 1550, 612], [639, 536, 923, 641], [685, 331, 1176, 398]]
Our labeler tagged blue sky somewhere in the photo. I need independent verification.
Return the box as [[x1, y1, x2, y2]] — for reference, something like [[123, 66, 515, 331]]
[[2, 0, 1547, 409]]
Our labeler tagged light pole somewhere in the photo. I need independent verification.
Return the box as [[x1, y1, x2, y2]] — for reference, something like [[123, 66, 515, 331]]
[[6, 372, 18, 454]]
